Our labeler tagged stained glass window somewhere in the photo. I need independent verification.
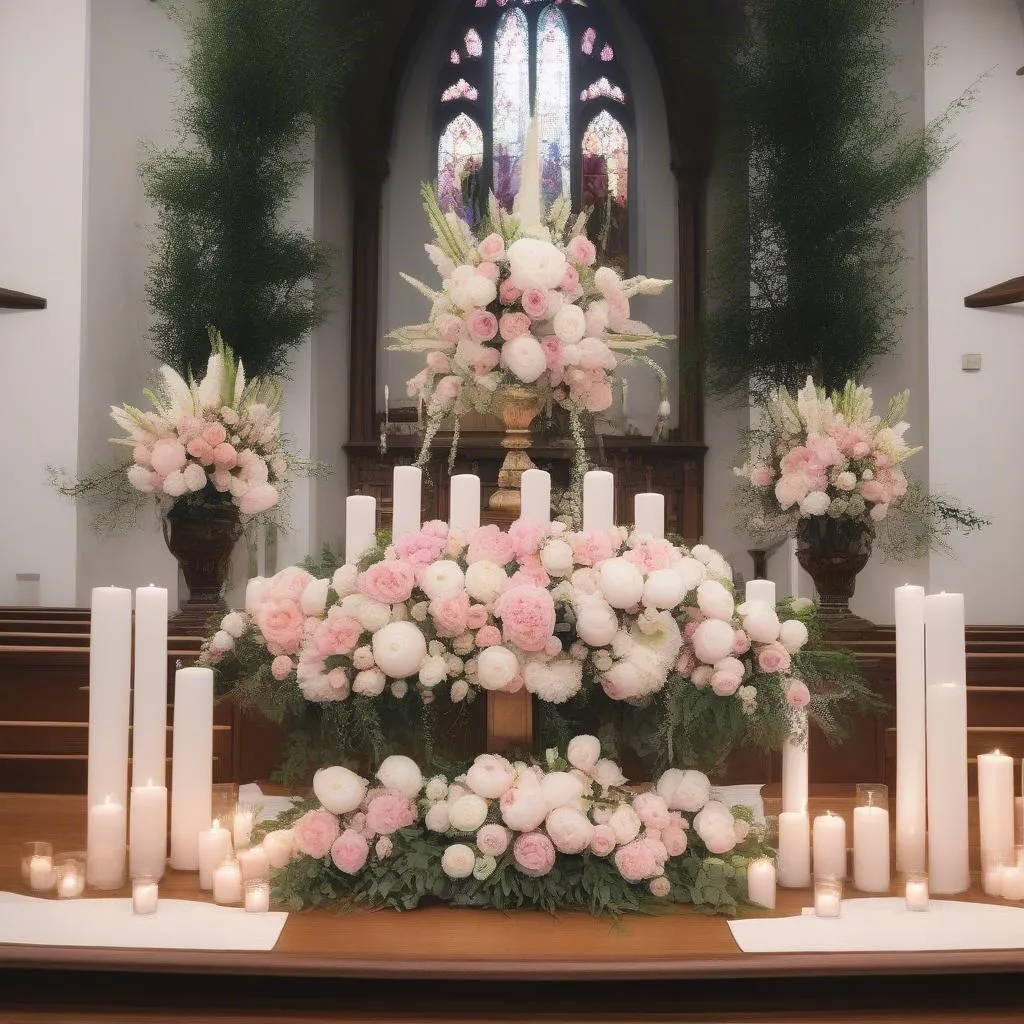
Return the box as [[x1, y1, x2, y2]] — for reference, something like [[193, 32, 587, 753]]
[[580, 77, 625, 104], [536, 5, 570, 206], [465, 28, 483, 57], [438, 113, 485, 224], [581, 27, 595, 54], [450, 50, 461, 64], [582, 110, 629, 270], [600, 43, 614, 61], [441, 79, 480, 102], [492, 8, 530, 210]]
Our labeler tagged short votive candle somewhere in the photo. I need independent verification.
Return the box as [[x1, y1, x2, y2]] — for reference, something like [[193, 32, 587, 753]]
[[745, 856, 777, 910], [814, 875, 843, 918], [905, 872, 929, 911], [232, 803, 255, 850], [132, 876, 159, 915], [213, 858, 243, 905], [22, 842, 55, 892], [237, 844, 271, 881], [244, 879, 271, 914], [1000, 846, 1024, 901], [55, 852, 86, 899], [983, 851, 1010, 897]]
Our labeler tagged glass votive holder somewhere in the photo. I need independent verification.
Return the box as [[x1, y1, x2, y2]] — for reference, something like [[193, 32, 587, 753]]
[[21, 842, 55, 892], [1001, 846, 1024, 901], [856, 782, 889, 811], [212, 783, 239, 825], [244, 878, 271, 914], [54, 851, 86, 899], [232, 802, 255, 850], [982, 851, 1010, 897], [813, 874, 843, 918], [132, 876, 159, 915], [904, 871, 929, 911]]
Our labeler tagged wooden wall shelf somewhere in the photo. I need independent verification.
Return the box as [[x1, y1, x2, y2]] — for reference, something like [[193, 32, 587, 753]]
[[0, 287, 46, 310], [963, 276, 1024, 308]]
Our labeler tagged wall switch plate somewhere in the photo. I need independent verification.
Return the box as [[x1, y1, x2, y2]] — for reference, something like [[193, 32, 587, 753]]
[[962, 353, 982, 372]]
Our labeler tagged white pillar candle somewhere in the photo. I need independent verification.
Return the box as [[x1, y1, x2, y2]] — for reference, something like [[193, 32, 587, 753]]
[[745, 578, 776, 606], [132, 878, 159, 915], [29, 855, 55, 892], [777, 811, 811, 888], [894, 584, 927, 874], [925, 681, 969, 894], [232, 804, 255, 850], [905, 875, 929, 911], [213, 859, 243, 904], [812, 812, 847, 880], [244, 577, 266, 615], [746, 857, 776, 909], [86, 586, 132, 888], [86, 796, 127, 890], [129, 783, 167, 882], [245, 880, 271, 913], [448, 474, 482, 532], [1001, 867, 1024, 901], [131, 586, 168, 788], [781, 712, 808, 814], [582, 470, 615, 532], [978, 750, 1015, 885], [852, 805, 891, 893], [197, 820, 233, 891], [925, 592, 967, 691], [344, 495, 378, 565], [519, 469, 551, 525], [169, 667, 214, 871], [633, 493, 664, 539], [237, 844, 270, 881], [263, 829, 295, 870], [390, 466, 422, 545]]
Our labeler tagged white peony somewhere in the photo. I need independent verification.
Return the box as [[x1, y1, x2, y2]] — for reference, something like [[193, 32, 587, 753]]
[[313, 765, 367, 814], [441, 843, 476, 879], [425, 802, 451, 832], [696, 580, 735, 621], [642, 569, 686, 610], [375, 754, 423, 798], [656, 768, 711, 813], [300, 578, 330, 617], [499, 786, 548, 832], [332, 564, 360, 598], [693, 800, 738, 855], [371, 621, 428, 678], [566, 734, 601, 773], [262, 828, 295, 869], [221, 611, 247, 638], [545, 807, 594, 854], [574, 598, 620, 647], [477, 645, 521, 691], [778, 618, 809, 654], [553, 304, 587, 345], [466, 754, 515, 799], [448, 793, 489, 832], [608, 804, 642, 845], [799, 490, 831, 516], [418, 654, 449, 689], [592, 758, 627, 789], [523, 657, 583, 704], [540, 771, 584, 811], [424, 776, 449, 802], [341, 594, 392, 633], [464, 561, 508, 604], [743, 602, 782, 643], [675, 556, 707, 594], [419, 560, 465, 600], [540, 539, 575, 578], [599, 558, 645, 610], [501, 335, 548, 384], [466, 274, 497, 308], [691, 618, 737, 665], [507, 237, 567, 290]]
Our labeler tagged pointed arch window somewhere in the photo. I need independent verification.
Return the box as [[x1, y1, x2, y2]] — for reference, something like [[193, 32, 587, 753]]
[[435, 0, 632, 270]]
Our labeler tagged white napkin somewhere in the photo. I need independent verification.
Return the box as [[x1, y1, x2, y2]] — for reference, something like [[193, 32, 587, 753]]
[[238, 782, 300, 823]]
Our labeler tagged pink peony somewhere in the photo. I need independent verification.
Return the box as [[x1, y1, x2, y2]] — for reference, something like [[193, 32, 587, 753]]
[[426, 351, 451, 373], [475, 625, 502, 647], [359, 560, 416, 605], [499, 311, 532, 343], [493, 585, 556, 653], [749, 466, 774, 487], [396, 529, 448, 566], [521, 287, 549, 320], [568, 529, 617, 567], [467, 309, 499, 342], [466, 604, 488, 630], [256, 597, 306, 656], [757, 642, 792, 674], [661, 824, 688, 857], [786, 679, 811, 709], [212, 442, 237, 469], [473, 349, 501, 375], [585, 380, 613, 413], [601, 661, 645, 700], [476, 823, 510, 856], [430, 592, 471, 637], [437, 314, 464, 346], [632, 792, 671, 831], [732, 630, 752, 655], [507, 520, 548, 561], [623, 538, 677, 574], [507, 563, 550, 590], [513, 832, 557, 877], [186, 437, 215, 464], [264, 566, 314, 603], [590, 824, 617, 857], [467, 524, 516, 566], [711, 670, 742, 697], [435, 375, 463, 402], [312, 613, 363, 659], [271, 655, 294, 681], [499, 280, 523, 306], [331, 829, 369, 874], [567, 234, 597, 266], [202, 423, 227, 447], [292, 808, 340, 859], [151, 438, 188, 476], [365, 793, 417, 836], [860, 479, 887, 503], [806, 433, 842, 467], [614, 838, 660, 882], [240, 483, 279, 515]]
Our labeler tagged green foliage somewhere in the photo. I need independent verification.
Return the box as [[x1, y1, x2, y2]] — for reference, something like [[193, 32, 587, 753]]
[[704, 0, 976, 400], [143, 0, 369, 378]]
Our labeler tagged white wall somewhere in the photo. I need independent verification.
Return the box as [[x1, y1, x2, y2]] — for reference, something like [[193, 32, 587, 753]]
[[0, 0, 89, 605], [924, 0, 1024, 622]]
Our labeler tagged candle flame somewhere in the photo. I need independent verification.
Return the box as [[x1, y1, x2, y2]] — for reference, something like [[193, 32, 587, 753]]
[[212, 818, 220, 829]]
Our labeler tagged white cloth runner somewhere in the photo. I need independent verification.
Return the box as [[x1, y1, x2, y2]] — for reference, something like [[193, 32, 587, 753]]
[[729, 897, 1024, 953], [0, 891, 287, 951], [238, 782, 300, 823]]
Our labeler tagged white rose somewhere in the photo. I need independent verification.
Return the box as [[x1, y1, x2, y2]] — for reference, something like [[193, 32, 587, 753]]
[[691, 618, 736, 664], [743, 602, 781, 643], [499, 786, 548, 832], [574, 598, 620, 647], [553, 303, 587, 345], [540, 539, 575, 578], [545, 806, 594, 854], [313, 765, 367, 814], [441, 843, 476, 879], [608, 804, 642, 845], [464, 561, 508, 604], [656, 768, 711, 813], [540, 771, 583, 811], [642, 569, 686, 610], [473, 854, 498, 880], [220, 611, 247, 638], [372, 621, 428, 678], [182, 462, 208, 492], [591, 758, 627, 789], [696, 580, 735, 621], [466, 754, 515, 798], [353, 668, 386, 696], [424, 776, 449, 802], [693, 800, 738, 855], [799, 490, 831, 516], [332, 564, 359, 597], [507, 237, 567, 290], [467, 274, 497, 308], [501, 335, 548, 384], [779, 618, 809, 654], [425, 802, 451, 832], [419, 560, 465, 600], [835, 471, 857, 491], [376, 754, 423, 798], [566, 734, 601, 773], [599, 558, 645, 610], [476, 645, 521, 691], [300, 578, 330, 617], [418, 653, 449, 689]]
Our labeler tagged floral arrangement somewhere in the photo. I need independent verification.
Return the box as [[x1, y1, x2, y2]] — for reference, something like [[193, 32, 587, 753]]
[[734, 377, 986, 559], [388, 181, 673, 470], [203, 521, 872, 780], [257, 737, 771, 915]]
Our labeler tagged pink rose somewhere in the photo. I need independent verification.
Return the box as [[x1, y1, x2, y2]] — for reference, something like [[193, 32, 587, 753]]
[[292, 808, 340, 859], [476, 261, 500, 281], [476, 823, 510, 856], [466, 604, 488, 630], [749, 466, 773, 487], [426, 351, 451, 373], [499, 280, 522, 306], [359, 560, 416, 605], [561, 264, 581, 293], [212, 442, 237, 469], [202, 423, 227, 447], [590, 824, 617, 857], [430, 592, 471, 637], [312, 613, 362, 658], [661, 824, 688, 857], [365, 793, 417, 836], [255, 597, 306, 656], [331, 829, 369, 874], [513, 832, 557, 877], [691, 665, 712, 688], [567, 234, 597, 266], [786, 679, 811, 709], [437, 314, 463, 346], [473, 349, 501, 375], [711, 670, 742, 696], [675, 649, 696, 676], [757, 642, 792, 674], [614, 838, 660, 882], [435, 375, 463, 402], [271, 655, 294, 681], [632, 792, 671, 831], [499, 312, 532, 343], [467, 524, 516, 566], [467, 309, 499, 342], [475, 625, 502, 647], [186, 438, 215, 465], [732, 630, 751, 655], [493, 585, 556, 653], [478, 233, 505, 260], [521, 287, 549, 320]]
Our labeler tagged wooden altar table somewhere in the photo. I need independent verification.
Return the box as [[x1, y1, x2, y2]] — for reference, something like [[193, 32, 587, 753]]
[[2, 793, 1024, 1022]]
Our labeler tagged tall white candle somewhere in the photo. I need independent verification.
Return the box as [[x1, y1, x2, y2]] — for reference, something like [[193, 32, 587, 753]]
[[777, 811, 811, 888], [925, 681, 969, 894], [345, 495, 377, 565], [86, 586, 132, 888], [582, 471, 615, 532], [925, 592, 967, 690], [894, 584, 926, 873], [812, 811, 847, 880], [745, 579, 776, 607], [131, 586, 168, 788], [852, 804, 890, 893], [781, 712, 809, 814], [633, 493, 664, 539], [198, 819, 233, 891], [513, 115, 542, 230], [169, 667, 214, 870], [519, 469, 551, 525], [746, 856, 776, 909], [86, 796, 127, 889], [978, 750, 1015, 888], [129, 782, 167, 882], [391, 466, 422, 545], [448, 474, 482, 532]]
